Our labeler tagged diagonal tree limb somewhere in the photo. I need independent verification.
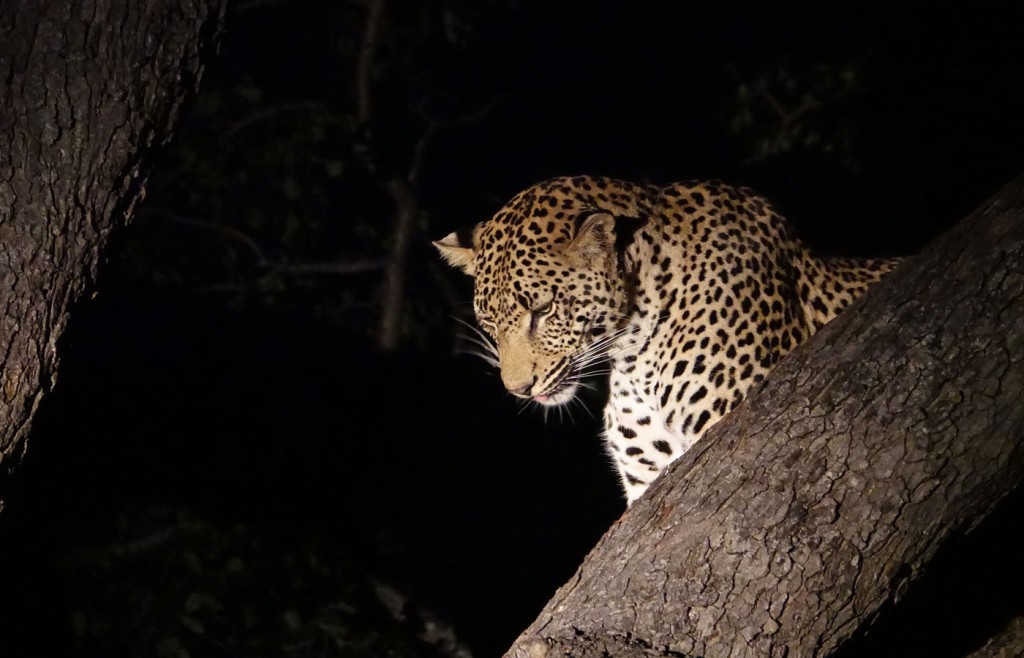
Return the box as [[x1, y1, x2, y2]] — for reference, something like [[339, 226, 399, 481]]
[[965, 614, 1024, 658], [505, 173, 1024, 658]]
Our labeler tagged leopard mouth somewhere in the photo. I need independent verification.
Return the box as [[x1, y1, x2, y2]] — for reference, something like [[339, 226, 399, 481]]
[[532, 380, 579, 406], [532, 370, 581, 407], [526, 356, 580, 406]]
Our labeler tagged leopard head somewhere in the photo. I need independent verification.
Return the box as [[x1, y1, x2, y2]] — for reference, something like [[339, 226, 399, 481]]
[[434, 177, 646, 406]]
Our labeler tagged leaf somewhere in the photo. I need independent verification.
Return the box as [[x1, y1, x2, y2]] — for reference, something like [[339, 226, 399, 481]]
[[181, 615, 205, 635], [325, 160, 345, 178], [283, 176, 300, 200], [156, 636, 190, 658], [282, 609, 302, 630], [234, 84, 263, 104]]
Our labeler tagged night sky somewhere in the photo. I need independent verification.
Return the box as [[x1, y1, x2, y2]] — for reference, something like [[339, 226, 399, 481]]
[[1, 1, 1022, 656]]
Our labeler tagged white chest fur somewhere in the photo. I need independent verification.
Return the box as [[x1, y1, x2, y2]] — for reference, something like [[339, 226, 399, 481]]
[[602, 329, 701, 504]]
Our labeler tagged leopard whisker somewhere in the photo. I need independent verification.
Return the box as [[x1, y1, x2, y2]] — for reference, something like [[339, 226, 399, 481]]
[[456, 347, 500, 368], [570, 333, 627, 369], [568, 393, 593, 419], [453, 315, 499, 367]]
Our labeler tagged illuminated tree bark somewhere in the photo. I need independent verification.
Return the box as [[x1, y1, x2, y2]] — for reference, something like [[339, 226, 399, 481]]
[[0, 0, 228, 511], [505, 174, 1024, 658], [966, 614, 1024, 658]]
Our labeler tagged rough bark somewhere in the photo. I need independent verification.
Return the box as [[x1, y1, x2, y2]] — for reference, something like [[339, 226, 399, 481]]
[[965, 614, 1024, 658], [505, 173, 1024, 658], [0, 0, 228, 509]]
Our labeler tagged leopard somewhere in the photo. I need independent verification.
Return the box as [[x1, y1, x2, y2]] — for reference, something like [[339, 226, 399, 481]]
[[434, 176, 900, 505]]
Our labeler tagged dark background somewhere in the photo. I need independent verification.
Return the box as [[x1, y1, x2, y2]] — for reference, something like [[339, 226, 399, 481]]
[[1, 1, 1023, 656]]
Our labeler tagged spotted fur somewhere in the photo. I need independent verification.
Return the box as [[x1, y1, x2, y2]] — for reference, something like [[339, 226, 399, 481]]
[[435, 176, 900, 504]]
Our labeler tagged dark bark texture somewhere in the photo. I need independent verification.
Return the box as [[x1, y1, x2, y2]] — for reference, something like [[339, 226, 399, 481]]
[[505, 174, 1024, 658], [965, 614, 1024, 658], [0, 0, 228, 508]]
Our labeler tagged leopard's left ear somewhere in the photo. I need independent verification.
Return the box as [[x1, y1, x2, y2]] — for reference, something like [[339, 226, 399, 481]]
[[433, 226, 479, 277], [565, 211, 615, 267]]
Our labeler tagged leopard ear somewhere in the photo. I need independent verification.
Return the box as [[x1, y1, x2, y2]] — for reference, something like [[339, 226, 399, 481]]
[[433, 226, 478, 277], [564, 211, 615, 266]]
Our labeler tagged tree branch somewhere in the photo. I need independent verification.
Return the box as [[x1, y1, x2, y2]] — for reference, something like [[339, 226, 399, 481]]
[[966, 614, 1024, 658], [377, 175, 418, 351], [270, 259, 388, 276], [156, 210, 269, 264], [504, 173, 1024, 657], [220, 100, 330, 144], [153, 210, 388, 281], [355, 0, 384, 138]]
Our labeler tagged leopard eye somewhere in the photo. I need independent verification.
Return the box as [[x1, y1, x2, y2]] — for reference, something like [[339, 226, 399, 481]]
[[529, 301, 555, 335]]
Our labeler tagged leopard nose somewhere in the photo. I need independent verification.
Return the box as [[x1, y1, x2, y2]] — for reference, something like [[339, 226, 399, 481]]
[[506, 377, 536, 398], [507, 383, 532, 397]]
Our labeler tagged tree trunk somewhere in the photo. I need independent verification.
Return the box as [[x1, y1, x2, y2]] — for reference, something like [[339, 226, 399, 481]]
[[0, 0, 228, 510], [504, 173, 1024, 658]]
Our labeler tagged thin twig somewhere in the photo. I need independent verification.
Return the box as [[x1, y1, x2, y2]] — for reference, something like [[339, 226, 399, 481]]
[[220, 101, 330, 144], [355, 0, 384, 127], [151, 209, 387, 278], [408, 120, 438, 185], [149, 209, 268, 265], [270, 259, 388, 276]]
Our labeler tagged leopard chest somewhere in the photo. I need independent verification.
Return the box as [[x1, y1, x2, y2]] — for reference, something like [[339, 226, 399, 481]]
[[601, 330, 706, 502]]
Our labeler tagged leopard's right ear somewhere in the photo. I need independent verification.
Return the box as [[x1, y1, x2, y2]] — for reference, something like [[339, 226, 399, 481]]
[[433, 226, 478, 277]]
